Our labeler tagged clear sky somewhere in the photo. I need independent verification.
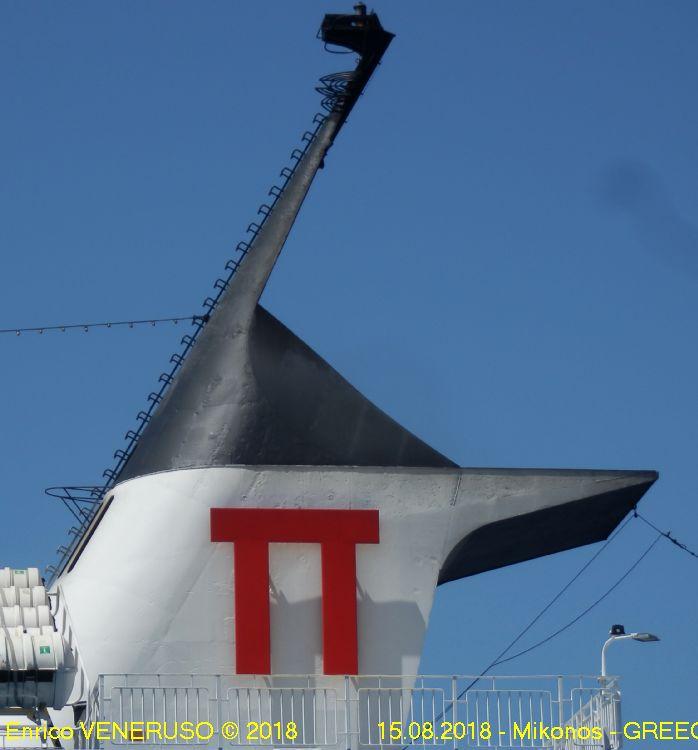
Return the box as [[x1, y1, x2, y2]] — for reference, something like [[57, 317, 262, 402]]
[[1, 1, 697, 744]]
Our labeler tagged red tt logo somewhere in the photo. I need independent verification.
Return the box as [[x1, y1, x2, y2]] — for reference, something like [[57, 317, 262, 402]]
[[210, 508, 379, 675]]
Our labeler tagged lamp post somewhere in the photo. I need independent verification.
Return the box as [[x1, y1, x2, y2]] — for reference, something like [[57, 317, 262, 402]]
[[601, 624, 660, 677]]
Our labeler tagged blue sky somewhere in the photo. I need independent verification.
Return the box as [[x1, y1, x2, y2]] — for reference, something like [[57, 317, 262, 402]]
[[1, 1, 697, 743]]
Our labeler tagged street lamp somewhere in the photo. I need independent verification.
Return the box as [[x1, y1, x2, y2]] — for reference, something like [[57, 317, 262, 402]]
[[601, 624, 660, 677]]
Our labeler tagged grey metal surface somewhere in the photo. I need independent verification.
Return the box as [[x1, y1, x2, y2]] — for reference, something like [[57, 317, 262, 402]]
[[119, 299, 455, 477], [438, 469, 657, 584], [118, 101, 453, 481]]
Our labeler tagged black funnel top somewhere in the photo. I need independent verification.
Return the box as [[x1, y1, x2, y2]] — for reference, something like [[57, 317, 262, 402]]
[[117, 8, 455, 482], [119, 304, 454, 480]]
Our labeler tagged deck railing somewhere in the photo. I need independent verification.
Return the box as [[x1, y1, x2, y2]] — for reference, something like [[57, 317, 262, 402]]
[[84, 674, 622, 750]]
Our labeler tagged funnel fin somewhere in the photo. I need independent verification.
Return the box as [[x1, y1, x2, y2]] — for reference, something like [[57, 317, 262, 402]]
[[120, 304, 454, 480]]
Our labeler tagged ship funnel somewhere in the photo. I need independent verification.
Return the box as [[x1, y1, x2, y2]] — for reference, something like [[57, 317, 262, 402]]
[[113, 9, 453, 482]]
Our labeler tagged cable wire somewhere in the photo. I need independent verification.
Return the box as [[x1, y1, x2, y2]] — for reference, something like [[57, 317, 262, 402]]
[[633, 508, 698, 560], [454, 514, 634, 697], [0, 315, 206, 335], [490, 532, 661, 668], [477, 514, 634, 674], [398, 519, 660, 750]]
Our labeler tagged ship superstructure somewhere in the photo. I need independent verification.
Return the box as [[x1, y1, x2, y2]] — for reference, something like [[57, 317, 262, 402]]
[[0, 7, 656, 750]]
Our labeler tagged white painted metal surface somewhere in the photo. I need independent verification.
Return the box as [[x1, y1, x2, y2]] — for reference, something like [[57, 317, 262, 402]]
[[0, 568, 74, 711], [0, 569, 42, 589], [56, 466, 648, 686]]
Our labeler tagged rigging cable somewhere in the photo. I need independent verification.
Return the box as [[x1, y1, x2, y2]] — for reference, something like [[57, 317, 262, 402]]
[[0, 315, 205, 335], [489, 531, 662, 669], [470, 513, 634, 679], [465, 506, 696, 682], [633, 508, 698, 560], [399, 515, 661, 749], [456, 514, 661, 698]]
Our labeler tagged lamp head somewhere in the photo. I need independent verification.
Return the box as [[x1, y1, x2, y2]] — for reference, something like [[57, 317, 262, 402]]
[[631, 632, 660, 643]]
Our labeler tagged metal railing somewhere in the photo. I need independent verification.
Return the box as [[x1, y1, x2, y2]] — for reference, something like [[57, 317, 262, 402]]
[[44, 41, 364, 585], [85, 674, 622, 750], [44, 107, 328, 585]]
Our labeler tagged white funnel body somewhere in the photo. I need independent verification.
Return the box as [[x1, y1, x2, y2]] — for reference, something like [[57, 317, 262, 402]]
[[56, 465, 655, 684]]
